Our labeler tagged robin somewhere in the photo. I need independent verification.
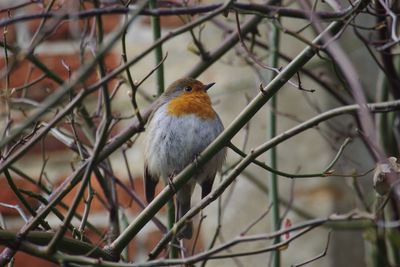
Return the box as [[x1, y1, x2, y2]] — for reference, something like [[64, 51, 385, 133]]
[[144, 77, 226, 239]]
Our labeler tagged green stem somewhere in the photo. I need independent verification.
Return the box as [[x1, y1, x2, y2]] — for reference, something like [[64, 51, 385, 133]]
[[149, 0, 178, 258], [9, 166, 102, 237], [187, 14, 262, 77], [228, 138, 353, 178], [0, 229, 109, 259], [0, 0, 232, 173], [167, 200, 179, 259], [149, 0, 164, 95], [94, 0, 120, 243], [3, 169, 50, 230], [107, 14, 367, 256], [267, 11, 281, 266], [0, 0, 150, 150]]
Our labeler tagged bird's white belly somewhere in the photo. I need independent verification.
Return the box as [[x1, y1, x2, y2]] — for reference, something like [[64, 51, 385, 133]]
[[145, 105, 224, 182]]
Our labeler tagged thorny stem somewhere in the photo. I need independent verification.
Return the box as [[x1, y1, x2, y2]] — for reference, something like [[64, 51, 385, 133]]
[[0, 0, 232, 172], [3, 169, 50, 231], [228, 137, 355, 178], [149, 0, 165, 96], [94, 0, 120, 243], [1, 0, 397, 265], [0, 0, 151, 150], [51, 213, 372, 266], [107, 9, 371, 256], [266, 7, 281, 266], [0, 2, 362, 28], [121, 2, 144, 125]]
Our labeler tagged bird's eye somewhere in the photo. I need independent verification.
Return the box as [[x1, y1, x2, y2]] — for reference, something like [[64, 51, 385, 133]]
[[184, 86, 192, 92]]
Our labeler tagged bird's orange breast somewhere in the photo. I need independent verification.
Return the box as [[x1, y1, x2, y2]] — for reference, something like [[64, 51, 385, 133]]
[[167, 91, 216, 120]]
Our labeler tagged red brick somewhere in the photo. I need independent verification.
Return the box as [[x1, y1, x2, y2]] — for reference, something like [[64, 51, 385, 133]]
[[26, 3, 122, 42], [141, 0, 202, 28], [117, 177, 167, 214], [0, 11, 17, 45], [59, 175, 152, 214], [0, 247, 57, 267], [0, 50, 120, 157], [25, 133, 75, 155], [82, 227, 173, 261], [26, 120, 97, 156], [141, 15, 187, 28], [79, 1, 123, 35], [0, 52, 120, 101], [128, 228, 205, 260], [0, 176, 40, 216], [128, 230, 165, 260], [59, 175, 107, 215], [1, 122, 94, 159]]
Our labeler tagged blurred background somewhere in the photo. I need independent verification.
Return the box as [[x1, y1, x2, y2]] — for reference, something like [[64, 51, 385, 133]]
[[0, 0, 398, 266]]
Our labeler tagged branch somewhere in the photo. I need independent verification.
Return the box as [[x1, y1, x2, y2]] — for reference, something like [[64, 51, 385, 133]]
[[0, 2, 362, 29], [0, 229, 110, 260], [105, 7, 371, 256]]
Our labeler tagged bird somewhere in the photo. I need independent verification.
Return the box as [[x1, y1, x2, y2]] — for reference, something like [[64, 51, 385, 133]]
[[144, 77, 226, 239]]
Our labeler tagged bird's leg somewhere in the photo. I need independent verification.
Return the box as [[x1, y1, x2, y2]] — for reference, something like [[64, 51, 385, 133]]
[[193, 153, 201, 168], [167, 172, 177, 194], [179, 239, 188, 257]]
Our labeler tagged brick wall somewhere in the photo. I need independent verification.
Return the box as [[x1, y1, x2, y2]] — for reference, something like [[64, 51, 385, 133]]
[[0, 1, 205, 266]]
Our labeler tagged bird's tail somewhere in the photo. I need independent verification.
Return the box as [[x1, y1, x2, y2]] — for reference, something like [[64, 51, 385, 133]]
[[176, 199, 193, 239]]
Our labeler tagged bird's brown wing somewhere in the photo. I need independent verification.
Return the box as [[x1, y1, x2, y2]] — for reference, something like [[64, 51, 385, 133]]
[[144, 163, 158, 203]]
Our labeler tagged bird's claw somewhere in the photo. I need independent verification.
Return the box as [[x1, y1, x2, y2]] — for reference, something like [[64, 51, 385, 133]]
[[168, 173, 177, 193]]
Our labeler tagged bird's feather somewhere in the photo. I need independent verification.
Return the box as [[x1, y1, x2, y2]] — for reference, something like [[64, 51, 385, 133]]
[[144, 163, 158, 203], [201, 176, 215, 199]]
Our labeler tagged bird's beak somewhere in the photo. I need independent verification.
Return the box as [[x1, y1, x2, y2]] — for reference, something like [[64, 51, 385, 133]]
[[203, 83, 215, 91]]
